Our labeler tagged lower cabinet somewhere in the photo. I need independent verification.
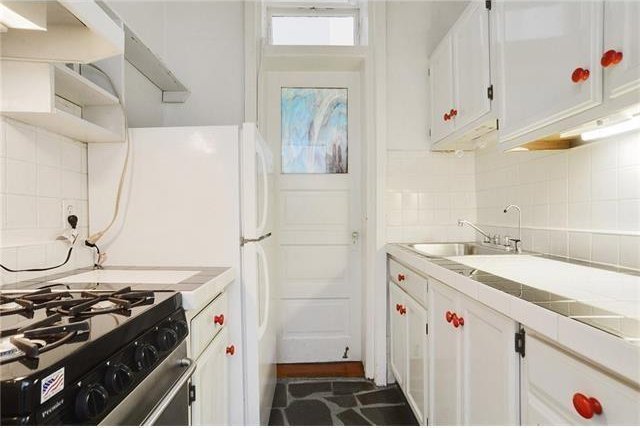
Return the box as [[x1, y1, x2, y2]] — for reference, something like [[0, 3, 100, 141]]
[[521, 333, 640, 426], [389, 281, 428, 425], [191, 327, 230, 425], [429, 278, 519, 425]]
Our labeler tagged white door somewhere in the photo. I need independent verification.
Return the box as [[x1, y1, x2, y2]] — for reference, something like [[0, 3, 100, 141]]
[[191, 329, 229, 426], [429, 34, 456, 143], [603, 0, 640, 100], [497, 1, 604, 141], [389, 283, 407, 388], [452, 1, 491, 130], [405, 294, 428, 425], [429, 280, 461, 425], [266, 71, 362, 363], [460, 297, 519, 425]]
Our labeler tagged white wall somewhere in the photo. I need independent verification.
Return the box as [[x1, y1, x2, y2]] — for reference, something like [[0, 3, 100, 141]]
[[385, 1, 475, 243], [476, 132, 640, 270], [0, 118, 94, 286], [107, 0, 245, 127]]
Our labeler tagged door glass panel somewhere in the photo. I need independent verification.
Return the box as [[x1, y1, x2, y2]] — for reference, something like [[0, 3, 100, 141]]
[[281, 87, 348, 174]]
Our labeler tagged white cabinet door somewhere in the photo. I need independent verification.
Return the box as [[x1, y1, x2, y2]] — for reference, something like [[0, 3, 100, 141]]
[[460, 297, 519, 425], [430, 34, 456, 143], [603, 0, 640, 99], [389, 283, 407, 389], [429, 280, 461, 425], [191, 329, 229, 426], [497, 1, 604, 141], [452, 1, 492, 130], [405, 294, 428, 425]]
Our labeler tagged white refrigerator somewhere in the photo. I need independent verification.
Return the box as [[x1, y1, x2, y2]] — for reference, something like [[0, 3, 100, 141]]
[[88, 123, 277, 426]]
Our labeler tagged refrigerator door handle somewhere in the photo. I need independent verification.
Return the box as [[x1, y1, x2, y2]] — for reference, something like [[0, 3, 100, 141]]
[[241, 232, 272, 246], [256, 140, 269, 236], [255, 242, 271, 339]]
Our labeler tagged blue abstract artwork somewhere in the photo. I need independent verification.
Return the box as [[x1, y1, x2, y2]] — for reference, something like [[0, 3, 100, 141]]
[[281, 87, 348, 174]]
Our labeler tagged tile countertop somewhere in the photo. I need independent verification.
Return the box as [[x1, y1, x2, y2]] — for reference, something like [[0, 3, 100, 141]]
[[386, 243, 640, 387], [0, 265, 235, 312]]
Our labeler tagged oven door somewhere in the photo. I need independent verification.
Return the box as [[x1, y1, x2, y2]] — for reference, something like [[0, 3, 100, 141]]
[[100, 342, 196, 426]]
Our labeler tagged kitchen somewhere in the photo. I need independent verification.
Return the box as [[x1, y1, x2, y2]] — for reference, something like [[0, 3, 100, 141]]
[[0, 0, 638, 426]]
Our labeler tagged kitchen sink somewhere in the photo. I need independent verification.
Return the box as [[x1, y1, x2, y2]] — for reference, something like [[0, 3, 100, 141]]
[[406, 242, 515, 257]]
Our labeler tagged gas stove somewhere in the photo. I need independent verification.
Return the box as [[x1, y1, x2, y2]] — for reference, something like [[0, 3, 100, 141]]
[[0, 286, 190, 425]]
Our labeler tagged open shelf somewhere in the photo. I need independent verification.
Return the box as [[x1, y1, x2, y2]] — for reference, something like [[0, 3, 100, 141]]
[[1, 60, 125, 143], [4, 109, 122, 143], [54, 65, 119, 107]]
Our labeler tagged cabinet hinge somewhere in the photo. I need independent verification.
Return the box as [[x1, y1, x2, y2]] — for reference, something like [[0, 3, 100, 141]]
[[427, 68, 430, 77], [425, 323, 429, 335], [485, 0, 492, 10], [487, 84, 494, 100], [189, 383, 197, 405], [428, 128, 432, 137], [515, 328, 525, 358]]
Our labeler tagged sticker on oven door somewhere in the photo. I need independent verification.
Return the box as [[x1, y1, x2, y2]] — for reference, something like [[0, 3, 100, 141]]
[[41, 367, 65, 403]]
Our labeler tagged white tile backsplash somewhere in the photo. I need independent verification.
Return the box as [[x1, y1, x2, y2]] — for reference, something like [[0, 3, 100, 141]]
[[0, 118, 93, 286], [386, 149, 477, 243], [474, 131, 640, 270]]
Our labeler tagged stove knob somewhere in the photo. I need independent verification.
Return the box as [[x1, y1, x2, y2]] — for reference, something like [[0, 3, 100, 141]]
[[155, 327, 179, 351], [104, 363, 133, 395], [75, 383, 109, 421], [134, 343, 159, 371], [172, 320, 189, 338]]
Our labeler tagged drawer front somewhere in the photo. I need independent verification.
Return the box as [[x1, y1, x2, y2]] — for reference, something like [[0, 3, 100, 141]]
[[191, 292, 228, 359], [389, 258, 428, 307], [523, 334, 640, 425]]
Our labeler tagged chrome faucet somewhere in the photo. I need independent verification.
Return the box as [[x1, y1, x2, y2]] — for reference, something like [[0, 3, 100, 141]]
[[457, 219, 493, 244], [503, 204, 522, 253]]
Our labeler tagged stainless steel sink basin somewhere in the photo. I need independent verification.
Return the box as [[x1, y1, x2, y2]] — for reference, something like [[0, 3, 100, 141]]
[[406, 242, 512, 257]]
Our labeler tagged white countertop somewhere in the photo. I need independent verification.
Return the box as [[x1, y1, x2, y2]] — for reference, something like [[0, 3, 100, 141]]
[[387, 244, 640, 386], [446, 255, 640, 319], [56, 270, 201, 284]]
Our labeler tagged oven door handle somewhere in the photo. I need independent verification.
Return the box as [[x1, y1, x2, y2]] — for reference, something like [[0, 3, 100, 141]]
[[141, 358, 197, 426]]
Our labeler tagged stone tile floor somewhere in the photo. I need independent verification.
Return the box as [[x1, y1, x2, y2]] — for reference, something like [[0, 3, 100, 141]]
[[268, 378, 419, 426]]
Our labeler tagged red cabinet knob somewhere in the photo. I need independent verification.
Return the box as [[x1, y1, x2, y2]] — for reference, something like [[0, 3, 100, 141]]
[[214, 314, 225, 326], [443, 113, 450, 121], [450, 108, 458, 117], [226, 345, 235, 356], [452, 313, 460, 328], [572, 393, 602, 419], [397, 273, 405, 282], [396, 303, 401, 312], [601, 49, 624, 67], [571, 67, 590, 83], [399, 305, 406, 315], [458, 316, 464, 327], [446, 311, 453, 323]]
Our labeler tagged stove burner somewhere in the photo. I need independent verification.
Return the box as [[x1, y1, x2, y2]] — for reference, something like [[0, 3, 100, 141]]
[[0, 288, 72, 317], [49, 287, 154, 317]]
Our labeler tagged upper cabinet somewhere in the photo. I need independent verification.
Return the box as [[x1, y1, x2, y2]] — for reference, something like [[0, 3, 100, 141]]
[[0, 1, 124, 63], [496, 0, 640, 151], [429, 1, 495, 151], [603, 1, 640, 100], [496, 1, 604, 144]]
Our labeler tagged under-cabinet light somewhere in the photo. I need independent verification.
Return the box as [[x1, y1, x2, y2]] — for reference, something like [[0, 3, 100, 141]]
[[581, 116, 640, 141], [0, 2, 46, 31]]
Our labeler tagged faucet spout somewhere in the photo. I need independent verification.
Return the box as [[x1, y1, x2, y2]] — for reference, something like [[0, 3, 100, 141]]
[[457, 219, 492, 243], [503, 204, 522, 252]]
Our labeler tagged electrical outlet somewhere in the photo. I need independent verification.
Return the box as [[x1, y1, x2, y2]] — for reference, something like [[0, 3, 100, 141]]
[[61, 200, 76, 227]]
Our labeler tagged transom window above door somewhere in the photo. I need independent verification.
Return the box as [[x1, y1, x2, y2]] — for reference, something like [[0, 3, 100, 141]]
[[269, 7, 359, 46], [281, 87, 348, 174]]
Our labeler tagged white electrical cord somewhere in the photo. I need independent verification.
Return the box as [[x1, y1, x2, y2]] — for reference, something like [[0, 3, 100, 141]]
[[81, 64, 130, 247]]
